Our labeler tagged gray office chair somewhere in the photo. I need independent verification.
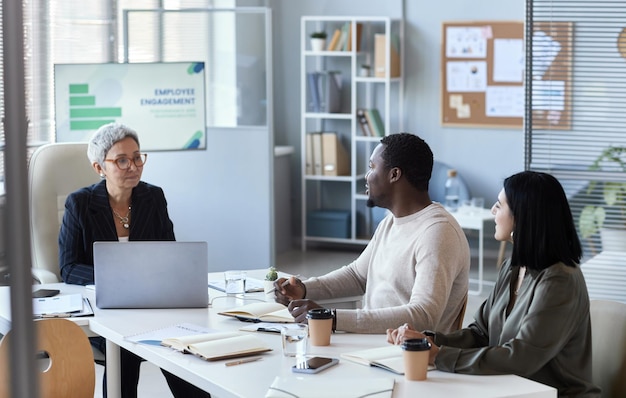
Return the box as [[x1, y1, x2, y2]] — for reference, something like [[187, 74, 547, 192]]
[[590, 299, 626, 397], [28, 142, 99, 283]]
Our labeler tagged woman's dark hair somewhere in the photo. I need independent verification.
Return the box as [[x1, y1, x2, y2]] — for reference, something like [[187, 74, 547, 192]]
[[380, 133, 433, 191], [505, 171, 582, 270]]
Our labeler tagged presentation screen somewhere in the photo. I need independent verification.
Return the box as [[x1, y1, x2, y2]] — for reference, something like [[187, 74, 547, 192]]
[[54, 62, 206, 151]]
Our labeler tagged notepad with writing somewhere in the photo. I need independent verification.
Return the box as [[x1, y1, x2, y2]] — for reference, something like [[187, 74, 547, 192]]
[[162, 331, 271, 361], [218, 302, 295, 323]]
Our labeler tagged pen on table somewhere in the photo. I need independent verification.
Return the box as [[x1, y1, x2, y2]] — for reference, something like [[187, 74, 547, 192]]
[[41, 313, 71, 318], [266, 275, 301, 295], [225, 357, 263, 367]]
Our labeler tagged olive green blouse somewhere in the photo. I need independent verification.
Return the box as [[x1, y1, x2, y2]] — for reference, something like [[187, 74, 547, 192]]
[[432, 259, 601, 397]]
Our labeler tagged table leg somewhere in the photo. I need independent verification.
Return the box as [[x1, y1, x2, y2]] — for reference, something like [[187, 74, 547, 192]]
[[468, 225, 485, 296], [106, 339, 121, 398]]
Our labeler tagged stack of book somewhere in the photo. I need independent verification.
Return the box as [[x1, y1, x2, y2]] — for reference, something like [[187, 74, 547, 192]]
[[326, 22, 363, 52], [357, 108, 385, 137], [305, 132, 350, 176]]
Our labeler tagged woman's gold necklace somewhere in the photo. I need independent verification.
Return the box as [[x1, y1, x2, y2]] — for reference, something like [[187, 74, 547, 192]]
[[112, 205, 132, 229]]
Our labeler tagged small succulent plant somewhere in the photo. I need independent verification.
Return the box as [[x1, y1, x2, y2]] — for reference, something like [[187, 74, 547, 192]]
[[265, 266, 278, 281]]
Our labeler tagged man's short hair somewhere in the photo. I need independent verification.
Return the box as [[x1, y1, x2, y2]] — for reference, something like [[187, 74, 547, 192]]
[[380, 133, 433, 191]]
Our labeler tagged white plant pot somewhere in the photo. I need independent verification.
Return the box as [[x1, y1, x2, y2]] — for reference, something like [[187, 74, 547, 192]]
[[600, 228, 626, 252], [310, 38, 326, 52], [264, 280, 276, 302]]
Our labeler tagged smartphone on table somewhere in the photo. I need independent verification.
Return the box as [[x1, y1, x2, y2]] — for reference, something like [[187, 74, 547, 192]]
[[292, 356, 339, 374], [32, 289, 60, 298]]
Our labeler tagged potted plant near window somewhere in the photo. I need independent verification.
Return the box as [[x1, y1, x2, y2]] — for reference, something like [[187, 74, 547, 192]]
[[310, 31, 327, 52], [578, 146, 626, 252]]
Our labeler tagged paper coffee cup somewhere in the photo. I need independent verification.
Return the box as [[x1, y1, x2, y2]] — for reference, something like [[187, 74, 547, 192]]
[[402, 338, 431, 381], [306, 308, 333, 346]]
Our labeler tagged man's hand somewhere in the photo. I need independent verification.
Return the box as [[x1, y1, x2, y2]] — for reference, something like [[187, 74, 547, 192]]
[[287, 299, 322, 323], [274, 276, 305, 306]]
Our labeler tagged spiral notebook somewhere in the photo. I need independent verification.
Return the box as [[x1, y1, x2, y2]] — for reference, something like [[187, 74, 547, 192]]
[[94, 241, 209, 309]]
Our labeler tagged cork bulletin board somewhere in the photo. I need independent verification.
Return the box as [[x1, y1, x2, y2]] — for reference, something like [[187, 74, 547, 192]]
[[530, 21, 573, 130], [441, 21, 524, 128]]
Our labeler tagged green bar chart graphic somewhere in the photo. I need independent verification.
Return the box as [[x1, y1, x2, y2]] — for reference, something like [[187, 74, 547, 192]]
[[68, 84, 122, 131]]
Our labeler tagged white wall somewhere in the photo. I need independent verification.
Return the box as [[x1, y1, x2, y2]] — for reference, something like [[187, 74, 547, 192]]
[[268, 0, 525, 240]]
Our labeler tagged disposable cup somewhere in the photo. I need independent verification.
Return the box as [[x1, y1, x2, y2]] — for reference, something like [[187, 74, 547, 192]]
[[402, 338, 431, 381], [306, 308, 333, 346]]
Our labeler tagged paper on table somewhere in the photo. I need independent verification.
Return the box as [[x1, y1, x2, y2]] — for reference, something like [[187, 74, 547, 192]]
[[265, 377, 395, 398], [239, 322, 304, 333], [208, 277, 265, 293], [125, 323, 214, 346], [32, 293, 83, 316]]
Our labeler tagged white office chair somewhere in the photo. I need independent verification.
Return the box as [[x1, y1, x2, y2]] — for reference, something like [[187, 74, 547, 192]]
[[590, 299, 626, 397], [28, 142, 99, 284]]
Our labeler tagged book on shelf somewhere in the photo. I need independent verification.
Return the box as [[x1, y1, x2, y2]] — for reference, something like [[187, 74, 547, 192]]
[[357, 108, 373, 137], [307, 71, 342, 113], [335, 22, 349, 51], [341, 345, 435, 375], [327, 28, 341, 51], [321, 132, 350, 176], [305, 132, 315, 175], [365, 109, 385, 137], [218, 301, 295, 323], [306, 72, 322, 112], [322, 71, 342, 113], [162, 330, 272, 361], [312, 132, 323, 175], [374, 33, 401, 78], [347, 22, 363, 52]]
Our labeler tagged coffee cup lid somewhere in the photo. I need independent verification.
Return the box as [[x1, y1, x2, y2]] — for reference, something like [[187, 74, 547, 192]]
[[306, 308, 333, 320], [401, 338, 431, 351]]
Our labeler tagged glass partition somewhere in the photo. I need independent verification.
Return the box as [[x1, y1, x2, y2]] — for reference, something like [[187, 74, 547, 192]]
[[123, 8, 270, 127]]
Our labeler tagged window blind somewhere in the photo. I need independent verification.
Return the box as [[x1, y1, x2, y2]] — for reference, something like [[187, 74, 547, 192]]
[[0, 0, 228, 188], [526, 0, 626, 261]]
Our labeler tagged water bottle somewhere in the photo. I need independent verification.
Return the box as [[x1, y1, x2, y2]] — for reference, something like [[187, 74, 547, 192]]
[[444, 169, 460, 212]]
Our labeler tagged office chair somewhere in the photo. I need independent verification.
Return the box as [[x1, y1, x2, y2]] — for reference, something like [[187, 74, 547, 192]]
[[28, 142, 99, 283], [590, 299, 626, 397], [0, 318, 95, 398]]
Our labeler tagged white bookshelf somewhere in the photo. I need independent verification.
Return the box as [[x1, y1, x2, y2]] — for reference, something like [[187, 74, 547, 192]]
[[300, 16, 404, 249]]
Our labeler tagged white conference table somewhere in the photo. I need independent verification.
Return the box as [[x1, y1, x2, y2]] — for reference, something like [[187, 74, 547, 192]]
[[450, 207, 497, 296], [1, 273, 556, 398]]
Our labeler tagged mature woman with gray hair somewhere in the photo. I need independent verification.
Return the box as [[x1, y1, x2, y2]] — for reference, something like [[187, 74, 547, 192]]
[[59, 122, 210, 397]]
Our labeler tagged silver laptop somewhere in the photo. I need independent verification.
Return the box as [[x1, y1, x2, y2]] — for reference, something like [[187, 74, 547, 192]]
[[94, 241, 209, 309]]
